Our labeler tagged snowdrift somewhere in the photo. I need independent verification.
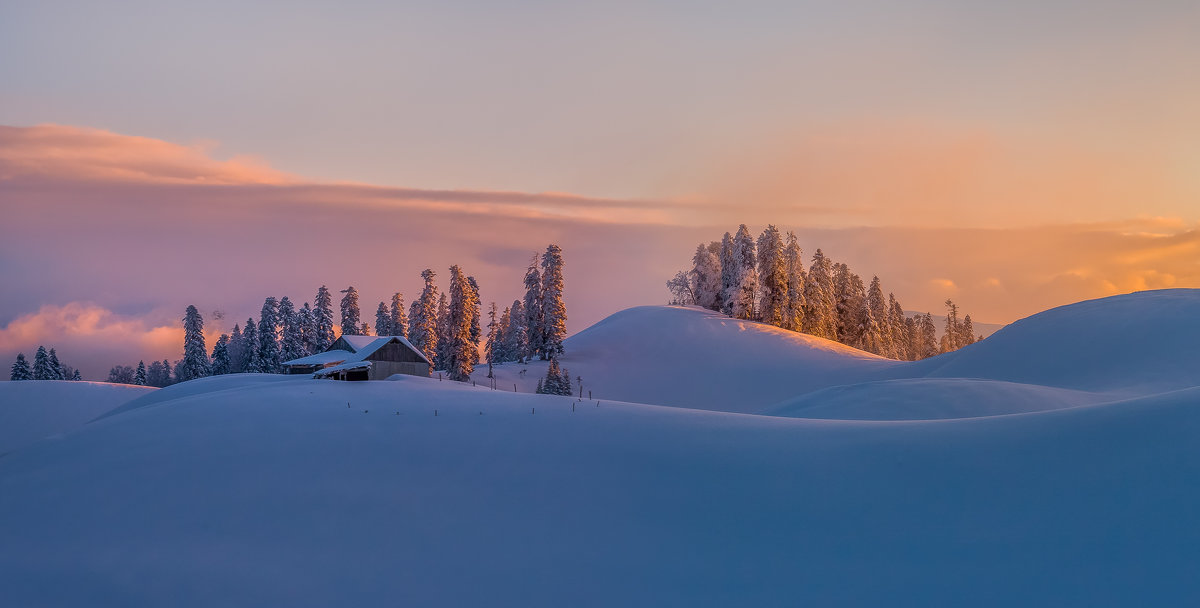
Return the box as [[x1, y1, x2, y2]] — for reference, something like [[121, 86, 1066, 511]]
[[0, 381, 154, 454], [1, 374, 1198, 606], [489, 305, 904, 413]]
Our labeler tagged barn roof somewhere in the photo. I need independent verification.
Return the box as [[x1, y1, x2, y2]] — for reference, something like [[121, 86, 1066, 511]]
[[282, 335, 431, 367]]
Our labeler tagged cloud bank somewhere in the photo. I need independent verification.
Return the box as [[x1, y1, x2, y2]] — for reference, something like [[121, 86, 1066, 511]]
[[1, 124, 1196, 379]]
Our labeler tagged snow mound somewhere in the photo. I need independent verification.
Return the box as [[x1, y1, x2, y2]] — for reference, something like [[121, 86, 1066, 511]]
[[923, 289, 1200, 393], [0, 381, 155, 454], [767, 378, 1106, 420], [1, 375, 1198, 605], [489, 305, 904, 413]]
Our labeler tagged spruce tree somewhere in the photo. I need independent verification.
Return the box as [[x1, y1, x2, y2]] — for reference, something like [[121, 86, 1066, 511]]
[[297, 303, 318, 355], [48, 348, 65, 380], [375, 302, 392, 336], [180, 305, 211, 381], [340, 287, 362, 336], [485, 301, 499, 378], [782, 231, 806, 332], [389, 293, 408, 339], [162, 359, 173, 385], [10, 353, 31, 381], [865, 276, 893, 357], [278, 296, 304, 363], [729, 225, 758, 320], [467, 277, 483, 369], [258, 297, 281, 373], [70, 369, 81, 381], [539, 244, 567, 360], [408, 270, 440, 366], [134, 360, 147, 385], [691, 241, 723, 311], [505, 300, 528, 363], [523, 254, 544, 360], [802, 249, 837, 340], [243, 318, 261, 373], [495, 305, 512, 363], [228, 323, 246, 373], [888, 294, 909, 360], [756, 225, 786, 327], [536, 358, 572, 396], [435, 292, 451, 371], [960, 314, 976, 347], [313, 286, 337, 350], [920, 313, 939, 359], [719, 232, 736, 316], [942, 300, 960, 353], [33, 346, 52, 380], [211, 334, 232, 375], [446, 266, 480, 382]]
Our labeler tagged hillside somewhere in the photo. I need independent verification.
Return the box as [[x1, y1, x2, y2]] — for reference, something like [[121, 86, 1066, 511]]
[[0, 381, 155, 454], [489, 305, 905, 413], [0, 290, 1198, 605]]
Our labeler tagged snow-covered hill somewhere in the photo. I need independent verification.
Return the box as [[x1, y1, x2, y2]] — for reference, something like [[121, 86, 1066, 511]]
[[1, 290, 1198, 606], [0, 381, 154, 454], [490, 305, 905, 412]]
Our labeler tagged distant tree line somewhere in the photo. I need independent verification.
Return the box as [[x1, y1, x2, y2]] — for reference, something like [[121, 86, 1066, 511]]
[[667, 224, 979, 359], [127, 244, 568, 387], [9, 346, 81, 381]]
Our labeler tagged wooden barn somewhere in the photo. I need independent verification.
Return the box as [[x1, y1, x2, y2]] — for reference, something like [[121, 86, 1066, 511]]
[[282, 335, 431, 381]]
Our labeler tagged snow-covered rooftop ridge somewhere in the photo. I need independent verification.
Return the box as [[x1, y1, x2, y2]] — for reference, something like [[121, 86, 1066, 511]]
[[282, 335, 431, 367]]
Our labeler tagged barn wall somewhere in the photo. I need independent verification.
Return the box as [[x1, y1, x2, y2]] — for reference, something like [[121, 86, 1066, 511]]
[[366, 341, 426, 364], [368, 361, 431, 380]]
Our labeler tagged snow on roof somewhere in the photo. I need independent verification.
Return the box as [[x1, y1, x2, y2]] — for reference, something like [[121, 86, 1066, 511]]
[[281, 350, 352, 366], [283, 335, 431, 368], [312, 360, 372, 377]]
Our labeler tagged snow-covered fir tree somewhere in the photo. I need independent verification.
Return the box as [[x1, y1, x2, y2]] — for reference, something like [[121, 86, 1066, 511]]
[[485, 302, 501, 377], [339, 287, 362, 336], [539, 245, 567, 360], [70, 369, 81, 381], [802, 249, 837, 340], [941, 299, 961, 353], [434, 292, 451, 371], [719, 232, 736, 316], [920, 313, 939, 359], [865, 276, 893, 358], [756, 225, 786, 327], [179, 305, 211, 382], [47, 348, 65, 380], [10, 353, 31, 381], [258, 297, 281, 373], [278, 296, 305, 364], [243, 317, 261, 373], [389, 293, 408, 339], [504, 300, 528, 363], [32, 346, 52, 380], [467, 277, 482, 368], [375, 302, 391, 336], [522, 255, 544, 360], [408, 270, 440, 366], [134, 360, 147, 385], [297, 303, 317, 356], [228, 323, 246, 373], [445, 265, 480, 382], [313, 286, 336, 351], [727, 225, 758, 320], [782, 231, 806, 332], [888, 294, 909, 360], [959, 314, 976, 348], [535, 358, 573, 396], [211, 334, 232, 375], [691, 241, 723, 311]]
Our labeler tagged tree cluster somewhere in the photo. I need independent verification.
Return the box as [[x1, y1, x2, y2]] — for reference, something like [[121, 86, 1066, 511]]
[[9, 346, 80, 381], [669, 224, 979, 360], [535, 358, 574, 396]]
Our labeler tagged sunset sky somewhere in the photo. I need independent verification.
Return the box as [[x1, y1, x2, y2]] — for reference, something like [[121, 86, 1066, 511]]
[[2, 1, 1199, 378]]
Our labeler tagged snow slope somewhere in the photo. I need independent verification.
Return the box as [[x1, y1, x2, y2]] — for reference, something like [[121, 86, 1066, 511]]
[[489, 305, 905, 413], [1, 290, 1199, 605], [0, 381, 155, 454], [0, 374, 1198, 606]]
